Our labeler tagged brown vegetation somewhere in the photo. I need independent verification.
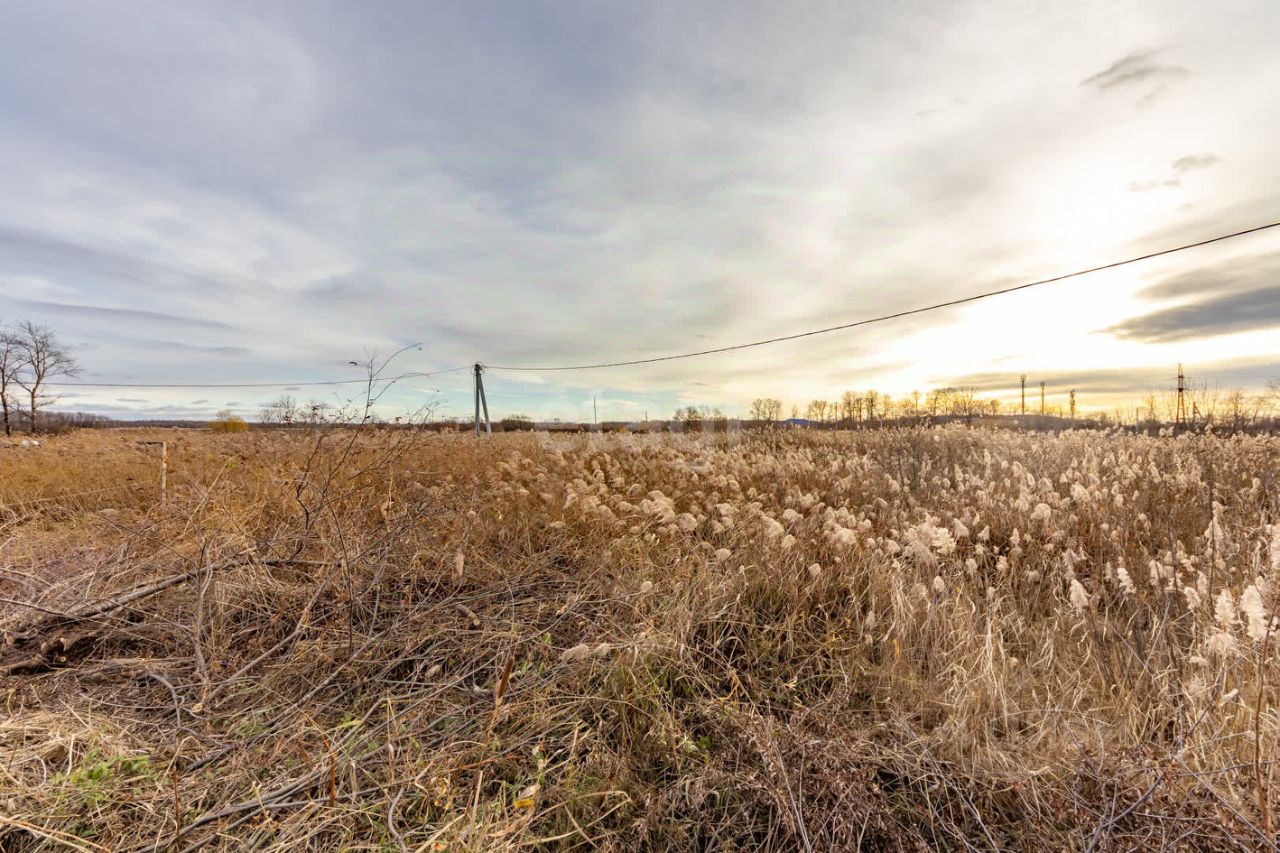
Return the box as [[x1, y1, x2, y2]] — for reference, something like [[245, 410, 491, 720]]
[[207, 411, 250, 434], [0, 425, 1277, 850]]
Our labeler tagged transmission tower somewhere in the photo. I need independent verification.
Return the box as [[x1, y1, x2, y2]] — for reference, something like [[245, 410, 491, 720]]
[[1040, 381, 1045, 416], [1020, 375, 1026, 415], [1069, 388, 1076, 419]]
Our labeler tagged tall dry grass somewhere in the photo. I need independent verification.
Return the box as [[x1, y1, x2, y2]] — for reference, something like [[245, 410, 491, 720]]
[[0, 424, 1276, 850]]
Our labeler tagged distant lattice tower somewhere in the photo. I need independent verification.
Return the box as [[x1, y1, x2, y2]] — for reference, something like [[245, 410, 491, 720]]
[[1069, 389, 1076, 419], [1021, 375, 1027, 415]]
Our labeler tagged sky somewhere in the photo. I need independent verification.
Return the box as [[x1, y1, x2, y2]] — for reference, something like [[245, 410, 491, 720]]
[[1, 0, 1278, 423]]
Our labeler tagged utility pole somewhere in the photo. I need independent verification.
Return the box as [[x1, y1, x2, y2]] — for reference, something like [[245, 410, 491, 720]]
[[593, 395, 598, 426], [1069, 389, 1076, 420], [1020, 375, 1026, 416], [1175, 363, 1187, 430], [1039, 381, 1045, 416], [472, 363, 491, 436]]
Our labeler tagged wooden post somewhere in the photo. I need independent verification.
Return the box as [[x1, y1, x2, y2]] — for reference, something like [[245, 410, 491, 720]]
[[137, 440, 168, 502]]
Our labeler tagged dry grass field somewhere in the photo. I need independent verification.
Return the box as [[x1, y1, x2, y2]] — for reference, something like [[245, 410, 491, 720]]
[[0, 425, 1277, 851]]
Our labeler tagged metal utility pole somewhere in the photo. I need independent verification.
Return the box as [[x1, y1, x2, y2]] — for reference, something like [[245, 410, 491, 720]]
[[472, 363, 491, 436], [593, 396, 598, 426], [1039, 382, 1045, 416], [1020, 375, 1026, 415], [1175, 363, 1187, 430]]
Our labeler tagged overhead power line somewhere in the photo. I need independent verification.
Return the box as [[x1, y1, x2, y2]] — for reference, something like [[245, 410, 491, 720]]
[[483, 219, 1280, 372], [49, 366, 472, 389]]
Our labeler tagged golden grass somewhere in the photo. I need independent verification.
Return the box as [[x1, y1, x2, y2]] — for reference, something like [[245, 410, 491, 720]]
[[0, 424, 1277, 850]]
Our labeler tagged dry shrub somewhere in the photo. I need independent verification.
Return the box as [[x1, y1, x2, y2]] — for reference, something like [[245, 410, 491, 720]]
[[0, 425, 1277, 850], [207, 412, 248, 434]]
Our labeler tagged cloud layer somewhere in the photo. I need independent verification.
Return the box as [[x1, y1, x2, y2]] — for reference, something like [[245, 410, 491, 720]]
[[1080, 49, 1190, 94], [1, 1, 1279, 419], [1106, 251, 1280, 342]]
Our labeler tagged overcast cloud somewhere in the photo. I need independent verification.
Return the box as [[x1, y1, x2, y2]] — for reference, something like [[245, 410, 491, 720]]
[[1, 0, 1278, 421]]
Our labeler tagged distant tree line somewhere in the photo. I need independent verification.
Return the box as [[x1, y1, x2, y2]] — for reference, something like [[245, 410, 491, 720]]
[[743, 380, 1280, 432], [0, 320, 79, 436], [1124, 382, 1280, 433], [747, 386, 996, 427], [671, 405, 728, 430]]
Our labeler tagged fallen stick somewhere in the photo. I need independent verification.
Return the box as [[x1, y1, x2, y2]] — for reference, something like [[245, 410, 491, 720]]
[[1, 553, 301, 673], [5, 551, 304, 640]]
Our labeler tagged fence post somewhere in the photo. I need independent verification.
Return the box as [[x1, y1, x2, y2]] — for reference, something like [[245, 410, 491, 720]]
[[136, 440, 168, 502]]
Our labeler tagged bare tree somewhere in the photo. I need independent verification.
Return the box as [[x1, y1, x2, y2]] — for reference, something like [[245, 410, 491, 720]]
[[1142, 392, 1159, 429], [673, 405, 703, 430], [748, 398, 781, 422], [300, 399, 336, 425], [927, 387, 954, 418], [806, 399, 830, 424], [839, 390, 857, 425], [0, 330, 17, 438], [260, 394, 300, 425], [10, 321, 80, 435], [1221, 388, 1269, 433], [950, 386, 983, 425]]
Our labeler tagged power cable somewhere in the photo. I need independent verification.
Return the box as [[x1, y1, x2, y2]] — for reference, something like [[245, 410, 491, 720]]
[[483, 220, 1280, 372], [48, 366, 472, 389]]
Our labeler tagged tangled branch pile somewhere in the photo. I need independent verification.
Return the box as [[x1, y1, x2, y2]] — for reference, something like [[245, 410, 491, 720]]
[[1, 425, 1277, 850]]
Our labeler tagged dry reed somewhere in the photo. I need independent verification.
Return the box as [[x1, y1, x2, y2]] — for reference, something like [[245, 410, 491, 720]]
[[0, 424, 1276, 850]]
